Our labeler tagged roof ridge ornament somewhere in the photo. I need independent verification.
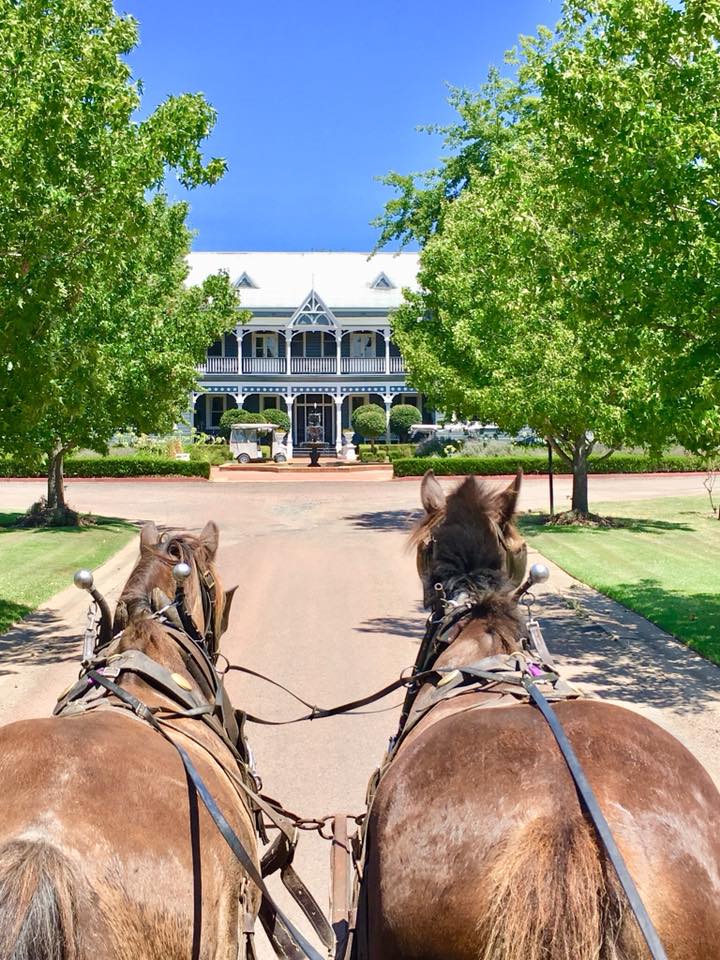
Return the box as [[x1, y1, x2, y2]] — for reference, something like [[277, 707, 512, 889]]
[[235, 272, 257, 289]]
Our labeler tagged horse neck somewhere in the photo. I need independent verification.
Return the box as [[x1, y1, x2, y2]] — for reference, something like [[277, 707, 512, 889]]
[[432, 573, 524, 670], [114, 618, 189, 678]]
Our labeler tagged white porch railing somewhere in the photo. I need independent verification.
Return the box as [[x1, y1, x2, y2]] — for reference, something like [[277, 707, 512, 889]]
[[341, 357, 386, 373], [389, 356, 406, 373], [198, 357, 239, 374], [291, 357, 337, 374], [242, 357, 286, 374]]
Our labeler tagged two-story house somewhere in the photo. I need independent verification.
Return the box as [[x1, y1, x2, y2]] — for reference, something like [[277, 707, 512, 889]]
[[188, 251, 432, 455]]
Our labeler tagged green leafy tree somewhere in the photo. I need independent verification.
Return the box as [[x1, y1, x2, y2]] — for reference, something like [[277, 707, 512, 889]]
[[352, 404, 387, 451], [389, 404, 422, 442], [0, 0, 239, 519], [377, 0, 720, 517]]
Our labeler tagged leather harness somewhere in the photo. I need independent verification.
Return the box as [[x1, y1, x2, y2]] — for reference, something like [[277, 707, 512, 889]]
[[54, 576, 332, 960]]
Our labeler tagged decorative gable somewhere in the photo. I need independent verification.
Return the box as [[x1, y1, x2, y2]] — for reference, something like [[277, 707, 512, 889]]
[[290, 289, 337, 327]]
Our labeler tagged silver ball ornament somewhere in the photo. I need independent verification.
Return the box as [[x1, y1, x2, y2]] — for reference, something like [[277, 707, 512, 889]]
[[529, 563, 550, 585], [172, 562, 192, 584], [73, 569, 94, 591]]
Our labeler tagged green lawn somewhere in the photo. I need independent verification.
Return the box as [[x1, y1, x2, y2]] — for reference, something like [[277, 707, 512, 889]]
[[0, 513, 136, 634], [520, 497, 720, 665]]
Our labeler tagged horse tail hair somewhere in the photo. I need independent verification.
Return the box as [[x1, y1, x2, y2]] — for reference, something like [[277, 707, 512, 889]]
[[0, 840, 82, 960], [476, 815, 646, 960]]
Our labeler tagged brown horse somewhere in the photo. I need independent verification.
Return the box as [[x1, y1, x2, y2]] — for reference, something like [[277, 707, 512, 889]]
[[0, 521, 258, 960], [360, 471, 720, 960]]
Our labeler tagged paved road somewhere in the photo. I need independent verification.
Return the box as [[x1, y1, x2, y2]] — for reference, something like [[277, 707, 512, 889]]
[[0, 473, 717, 956]]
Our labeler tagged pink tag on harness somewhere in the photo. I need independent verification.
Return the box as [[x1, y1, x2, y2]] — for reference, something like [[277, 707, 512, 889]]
[[527, 663, 544, 678]]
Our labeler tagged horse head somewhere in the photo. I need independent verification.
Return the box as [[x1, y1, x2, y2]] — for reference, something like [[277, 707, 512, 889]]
[[413, 469, 527, 608], [112, 520, 236, 664]]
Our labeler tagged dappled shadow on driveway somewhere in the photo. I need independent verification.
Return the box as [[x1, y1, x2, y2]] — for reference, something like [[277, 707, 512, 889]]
[[535, 585, 720, 717], [0, 608, 81, 672], [355, 612, 425, 643], [344, 509, 419, 532]]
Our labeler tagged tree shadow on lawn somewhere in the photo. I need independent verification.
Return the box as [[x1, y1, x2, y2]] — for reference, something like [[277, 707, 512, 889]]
[[345, 509, 420, 532], [0, 606, 81, 671], [520, 514, 695, 535], [536, 583, 720, 716]]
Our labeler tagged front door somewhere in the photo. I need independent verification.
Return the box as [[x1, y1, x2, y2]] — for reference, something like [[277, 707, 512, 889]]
[[294, 395, 334, 444]]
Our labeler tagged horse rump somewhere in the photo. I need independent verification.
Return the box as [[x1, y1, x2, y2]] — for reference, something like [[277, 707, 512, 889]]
[[476, 814, 646, 960], [0, 840, 82, 960]]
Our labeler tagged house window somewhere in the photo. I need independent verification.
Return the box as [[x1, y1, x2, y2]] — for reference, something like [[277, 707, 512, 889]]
[[210, 396, 230, 428], [349, 333, 375, 358], [350, 394, 369, 413], [253, 333, 278, 358], [261, 396, 279, 411]]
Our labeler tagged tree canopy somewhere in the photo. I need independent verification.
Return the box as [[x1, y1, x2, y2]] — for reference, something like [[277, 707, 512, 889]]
[[377, 0, 720, 514], [0, 0, 240, 516], [389, 403, 422, 441]]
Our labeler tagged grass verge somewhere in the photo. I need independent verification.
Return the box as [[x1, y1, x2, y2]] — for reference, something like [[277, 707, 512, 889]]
[[0, 513, 136, 634], [520, 496, 720, 666]]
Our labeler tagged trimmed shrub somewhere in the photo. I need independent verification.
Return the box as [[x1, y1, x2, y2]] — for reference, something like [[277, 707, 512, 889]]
[[389, 404, 422, 442], [393, 453, 707, 478], [262, 408, 291, 432], [351, 404, 387, 445], [219, 409, 264, 430], [0, 457, 211, 479]]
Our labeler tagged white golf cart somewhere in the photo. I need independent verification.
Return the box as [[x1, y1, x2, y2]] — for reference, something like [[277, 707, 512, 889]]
[[229, 423, 288, 463]]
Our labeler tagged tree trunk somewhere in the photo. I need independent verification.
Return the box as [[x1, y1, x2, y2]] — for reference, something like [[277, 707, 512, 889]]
[[47, 440, 67, 512], [571, 438, 590, 515]]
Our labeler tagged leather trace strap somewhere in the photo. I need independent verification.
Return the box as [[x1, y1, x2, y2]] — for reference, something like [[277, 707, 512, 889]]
[[524, 677, 668, 960], [85, 670, 326, 960]]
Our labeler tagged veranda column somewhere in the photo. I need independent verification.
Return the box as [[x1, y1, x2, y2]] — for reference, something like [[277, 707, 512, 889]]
[[384, 395, 393, 444], [285, 395, 294, 459], [336, 330, 342, 376], [383, 327, 391, 374], [236, 328, 246, 374], [285, 329, 292, 376], [334, 395, 343, 455]]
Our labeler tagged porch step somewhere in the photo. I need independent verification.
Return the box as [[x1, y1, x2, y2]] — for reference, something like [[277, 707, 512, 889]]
[[293, 443, 335, 457]]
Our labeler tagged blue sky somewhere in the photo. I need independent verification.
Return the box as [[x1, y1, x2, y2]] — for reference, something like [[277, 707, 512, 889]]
[[124, 1, 562, 251]]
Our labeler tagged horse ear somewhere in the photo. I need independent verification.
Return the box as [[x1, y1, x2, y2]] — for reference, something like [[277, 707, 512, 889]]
[[199, 520, 220, 559], [140, 521, 159, 553], [220, 585, 237, 636], [496, 469, 523, 525], [420, 470, 446, 514]]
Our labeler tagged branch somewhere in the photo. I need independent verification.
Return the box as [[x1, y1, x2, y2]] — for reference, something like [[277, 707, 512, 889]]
[[547, 435, 573, 467], [592, 445, 617, 463]]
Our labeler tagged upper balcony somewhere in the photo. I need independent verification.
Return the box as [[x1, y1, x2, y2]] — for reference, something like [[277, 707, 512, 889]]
[[199, 328, 406, 377]]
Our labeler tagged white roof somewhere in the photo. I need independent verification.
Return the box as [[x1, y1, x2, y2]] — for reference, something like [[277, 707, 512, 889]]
[[186, 251, 419, 311]]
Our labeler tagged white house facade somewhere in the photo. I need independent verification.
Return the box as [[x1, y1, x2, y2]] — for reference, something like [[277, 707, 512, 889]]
[[188, 251, 431, 455]]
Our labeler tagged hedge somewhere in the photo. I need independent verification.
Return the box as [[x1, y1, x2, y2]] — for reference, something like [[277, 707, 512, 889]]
[[393, 453, 707, 478], [0, 457, 211, 479], [359, 443, 414, 463]]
